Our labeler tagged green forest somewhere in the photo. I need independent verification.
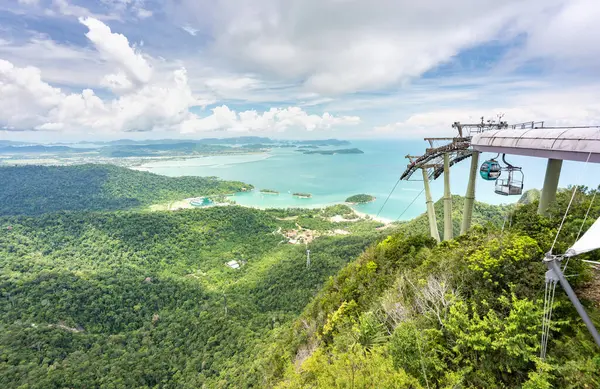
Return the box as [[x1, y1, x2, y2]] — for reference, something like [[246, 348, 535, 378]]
[[262, 187, 600, 388], [0, 165, 250, 216], [1, 164, 600, 388]]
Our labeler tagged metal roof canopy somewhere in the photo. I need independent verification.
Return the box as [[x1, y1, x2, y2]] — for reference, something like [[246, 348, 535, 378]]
[[471, 128, 600, 163]]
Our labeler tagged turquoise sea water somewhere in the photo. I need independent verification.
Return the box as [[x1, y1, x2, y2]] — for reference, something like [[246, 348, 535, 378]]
[[135, 140, 600, 221]]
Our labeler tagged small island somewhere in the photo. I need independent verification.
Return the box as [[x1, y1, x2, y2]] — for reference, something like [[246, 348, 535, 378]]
[[260, 189, 280, 195], [345, 194, 376, 204], [298, 148, 364, 155], [293, 192, 312, 199]]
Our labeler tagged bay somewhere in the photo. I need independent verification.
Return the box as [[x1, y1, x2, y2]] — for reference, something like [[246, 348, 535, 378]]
[[134, 140, 600, 221]]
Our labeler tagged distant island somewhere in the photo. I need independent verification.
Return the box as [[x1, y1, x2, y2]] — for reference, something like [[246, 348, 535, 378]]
[[298, 148, 364, 155], [345, 194, 376, 204], [293, 192, 312, 199], [260, 189, 279, 195]]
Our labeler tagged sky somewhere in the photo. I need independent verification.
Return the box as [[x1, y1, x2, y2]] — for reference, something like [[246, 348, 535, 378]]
[[1, 0, 599, 142]]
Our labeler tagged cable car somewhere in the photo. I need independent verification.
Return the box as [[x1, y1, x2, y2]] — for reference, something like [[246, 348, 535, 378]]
[[494, 155, 524, 196], [480, 159, 501, 180]]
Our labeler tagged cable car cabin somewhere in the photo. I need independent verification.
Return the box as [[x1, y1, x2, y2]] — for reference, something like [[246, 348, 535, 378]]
[[494, 168, 524, 196], [480, 160, 501, 180]]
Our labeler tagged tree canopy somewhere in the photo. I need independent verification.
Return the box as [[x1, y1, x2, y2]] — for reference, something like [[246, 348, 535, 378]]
[[0, 164, 250, 216]]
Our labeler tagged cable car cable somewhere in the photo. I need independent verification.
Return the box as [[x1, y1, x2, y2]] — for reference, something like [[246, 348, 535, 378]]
[[376, 176, 402, 217], [396, 188, 425, 220]]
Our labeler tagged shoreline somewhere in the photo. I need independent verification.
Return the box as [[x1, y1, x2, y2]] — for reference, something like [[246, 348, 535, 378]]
[[150, 197, 394, 225]]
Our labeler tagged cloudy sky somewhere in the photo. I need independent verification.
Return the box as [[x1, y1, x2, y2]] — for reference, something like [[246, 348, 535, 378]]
[[1, 0, 599, 142]]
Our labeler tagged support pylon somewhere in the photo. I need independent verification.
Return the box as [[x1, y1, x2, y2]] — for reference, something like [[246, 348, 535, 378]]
[[443, 153, 453, 241], [461, 152, 479, 234], [538, 159, 563, 216], [422, 168, 440, 242]]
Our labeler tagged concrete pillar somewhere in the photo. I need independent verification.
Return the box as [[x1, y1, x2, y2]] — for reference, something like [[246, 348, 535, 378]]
[[538, 159, 563, 216], [422, 168, 440, 243], [461, 152, 480, 234], [443, 153, 453, 241]]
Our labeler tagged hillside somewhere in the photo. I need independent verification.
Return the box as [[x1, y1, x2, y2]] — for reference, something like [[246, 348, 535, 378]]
[[0, 205, 387, 388], [399, 194, 510, 237], [0, 165, 250, 216], [260, 188, 600, 388], [2, 163, 600, 388]]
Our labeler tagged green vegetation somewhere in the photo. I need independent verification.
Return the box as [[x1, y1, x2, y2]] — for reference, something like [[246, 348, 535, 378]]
[[346, 194, 376, 204], [261, 189, 280, 194], [292, 192, 312, 198], [261, 187, 600, 388], [399, 194, 510, 237], [2, 161, 600, 388], [297, 148, 364, 155], [519, 188, 542, 205], [0, 165, 250, 216], [0, 203, 385, 389]]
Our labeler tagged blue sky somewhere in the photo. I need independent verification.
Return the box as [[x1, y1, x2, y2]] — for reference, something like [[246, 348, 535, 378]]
[[0, 0, 599, 142]]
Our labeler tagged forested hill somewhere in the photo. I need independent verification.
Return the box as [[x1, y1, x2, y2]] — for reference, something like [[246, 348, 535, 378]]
[[0, 164, 250, 216], [0, 205, 386, 388], [261, 187, 600, 388]]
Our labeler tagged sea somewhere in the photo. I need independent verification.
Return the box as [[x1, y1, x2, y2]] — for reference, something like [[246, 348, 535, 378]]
[[134, 140, 600, 221]]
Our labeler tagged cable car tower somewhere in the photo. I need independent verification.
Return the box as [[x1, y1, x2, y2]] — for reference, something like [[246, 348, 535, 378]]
[[400, 117, 512, 241]]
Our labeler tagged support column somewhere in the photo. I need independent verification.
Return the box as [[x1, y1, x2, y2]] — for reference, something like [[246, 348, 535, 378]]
[[422, 168, 440, 243], [443, 153, 453, 241], [461, 152, 479, 235], [538, 159, 563, 216]]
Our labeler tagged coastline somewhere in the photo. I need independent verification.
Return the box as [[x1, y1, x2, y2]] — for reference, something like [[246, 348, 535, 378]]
[[150, 197, 394, 225]]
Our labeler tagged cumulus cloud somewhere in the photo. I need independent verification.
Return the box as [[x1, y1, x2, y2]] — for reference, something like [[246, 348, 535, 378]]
[[518, 0, 600, 68], [180, 106, 360, 134], [174, 0, 565, 94], [79, 16, 152, 88], [0, 17, 202, 133], [0, 17, 357, 135], [0, 58, 201, 132]]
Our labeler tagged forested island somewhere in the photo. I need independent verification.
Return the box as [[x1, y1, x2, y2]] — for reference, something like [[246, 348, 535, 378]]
[[292, 192, 312, 198], [260, 188, 280, 195], [346, 194, 376, 203], [298, 147, 364, 155], [1, 163, 599, 388]]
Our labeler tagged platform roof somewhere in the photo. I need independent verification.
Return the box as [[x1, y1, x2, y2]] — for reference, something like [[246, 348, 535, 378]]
[[471, 128, 600, 163]]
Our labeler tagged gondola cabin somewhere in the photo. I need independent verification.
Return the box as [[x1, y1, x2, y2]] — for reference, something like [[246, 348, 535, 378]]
[[494, 168, 524, 196], [480, 159, 501, 180]]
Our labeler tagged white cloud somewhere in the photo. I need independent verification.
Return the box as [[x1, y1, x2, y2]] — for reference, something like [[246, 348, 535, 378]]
[[79, 17, 152, 88], [172, 0, 565, 95], [519, 0, 600, 68], [0, 17, 357, 136], [181, 26, 199, 36], [372, 86, 600, 138], [204, 76, 259, 93], [180, 105, 360, 134], [51, 0, 120, 21], [18, 0, 39, 5], [0, 58, 206, 132], [0, 36, 109, 88], [0, 17, 208, 133]]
